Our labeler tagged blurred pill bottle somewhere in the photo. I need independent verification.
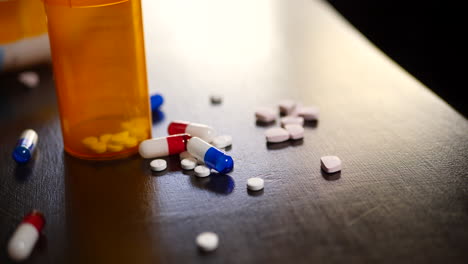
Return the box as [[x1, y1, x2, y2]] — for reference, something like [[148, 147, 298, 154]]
[[42, 0, 151, 160], [0, 0, 50, 71]]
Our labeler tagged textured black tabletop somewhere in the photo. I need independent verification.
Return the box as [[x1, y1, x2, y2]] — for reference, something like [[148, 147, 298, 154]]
[[1, 0, 467, 263]]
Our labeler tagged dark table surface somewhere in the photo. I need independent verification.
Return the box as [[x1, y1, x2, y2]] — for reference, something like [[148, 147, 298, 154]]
[[1, 0, 467, 263]]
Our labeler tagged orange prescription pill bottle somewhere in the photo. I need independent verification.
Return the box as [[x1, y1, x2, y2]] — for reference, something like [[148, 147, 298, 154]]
[[42, 0, 151, 160], [0, 0, 48, 44]]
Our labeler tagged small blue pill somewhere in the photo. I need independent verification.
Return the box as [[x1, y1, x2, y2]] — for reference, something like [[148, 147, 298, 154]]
[[150, 94, 164, 111]]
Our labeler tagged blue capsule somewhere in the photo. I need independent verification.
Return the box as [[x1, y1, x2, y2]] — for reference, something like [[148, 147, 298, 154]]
[[187, 137, 234, 174], [12, 129, 38, 164]]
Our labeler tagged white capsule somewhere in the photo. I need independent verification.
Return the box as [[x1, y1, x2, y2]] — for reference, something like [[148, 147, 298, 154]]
[[181, 158, 197, 170], [265, 127, 289, 143], [139, 134, 190, 159], [284, 124, 304, 140], [196, 232, 219, 252], [194, 165, 211, 177], [247, 177, 264, 191], [255, 107, 277, 123], [212, 135, 232, 149], [8, 211, 44, 262], [320, 156, 342, 173], [168, 121, 217, 143], [150, 159, 167, 172]]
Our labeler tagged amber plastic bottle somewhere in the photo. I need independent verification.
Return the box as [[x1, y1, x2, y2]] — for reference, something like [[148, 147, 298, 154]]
[[0, 0, 48, 44], [43, 0, 151, 159]]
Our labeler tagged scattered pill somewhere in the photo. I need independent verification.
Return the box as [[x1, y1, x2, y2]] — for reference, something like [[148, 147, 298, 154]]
[[187, 137, 234, 174], [212, 135, 232, 149], [150, 93, 164, 111], [139, 134, 191, 159], [280, 116, 304, 127], [320, 156, 342, 173], [7, 210, 45, 262], [150, 159, 167, 171], [255, 107, 276, 123], [168, 121, 217, 143], [247, 177, 264, 191], [210, 94, 223, 104], [265, 127, 289, 143], [284, 124, 304, 140], [181, 158, 197, 170], [194, 165, 211, 177], [12, 129, 38, 164], [18, 71, 39, 89], [297, 106, 319, 120], [196, 232, 219, 252], [278, 100, 296, 115]]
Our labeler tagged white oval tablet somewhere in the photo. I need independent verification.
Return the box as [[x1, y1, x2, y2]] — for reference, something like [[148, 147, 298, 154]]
[[255, 107, 277, 123], [297, 106, 319, 120], [278, 100, 296, 115], [181, 158, 197, 170], [284, 124, 304, 140], [196, 232, 219, 252], [265, 127, 289, 143], [320, 156, 342, 173], [212, 135, 232, 149], [247, 177, 264, 191], [150, 159, 167, 172], [280, 116, 304, 127], [194, 165, 211, 177], [18, 71, 40, 89]]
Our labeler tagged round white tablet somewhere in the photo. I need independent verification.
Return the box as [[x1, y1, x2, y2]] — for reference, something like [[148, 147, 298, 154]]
[[212, 135, 233, 149], [265, 127, 289, 143], [284, 124, 304, 140], [247, 177, 264, 191], [194, 165, 211, 177], [320, 156, 342, 173], [196, 232, 219, 252], [181, 158, 197, 170], [150, 159, 167, 172], [255, 107, 277, 123]]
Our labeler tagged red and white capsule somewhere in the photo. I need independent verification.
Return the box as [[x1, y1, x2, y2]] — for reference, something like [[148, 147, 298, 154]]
[[168, 121, 216, 142], [139, 134, 191, 158], [8, 210, 45, 262]]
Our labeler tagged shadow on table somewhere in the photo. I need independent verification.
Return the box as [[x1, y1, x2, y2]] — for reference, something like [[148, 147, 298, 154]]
[[189, 172, 235, 195]]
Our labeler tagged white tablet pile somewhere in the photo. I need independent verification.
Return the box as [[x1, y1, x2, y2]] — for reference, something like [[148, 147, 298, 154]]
[[260, 100, 316, 143]]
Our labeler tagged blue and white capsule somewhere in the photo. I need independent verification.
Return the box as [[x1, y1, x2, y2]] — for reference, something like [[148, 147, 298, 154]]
[[187, 137, 233, 174], [12, 129, 38, 164]]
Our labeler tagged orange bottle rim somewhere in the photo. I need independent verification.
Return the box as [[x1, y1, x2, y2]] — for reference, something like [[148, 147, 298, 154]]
[[42, 0, 129, 8]]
